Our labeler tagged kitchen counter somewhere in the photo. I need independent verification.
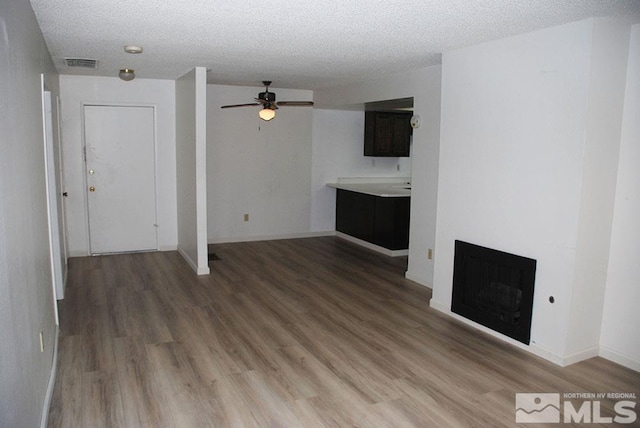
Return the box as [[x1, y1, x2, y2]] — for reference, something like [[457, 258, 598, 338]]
[[330, 177, 411, 254], [327, 177, 411, 197]]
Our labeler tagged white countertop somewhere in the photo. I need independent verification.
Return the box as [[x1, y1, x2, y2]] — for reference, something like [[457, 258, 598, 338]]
[[327, 177, 411, 197]]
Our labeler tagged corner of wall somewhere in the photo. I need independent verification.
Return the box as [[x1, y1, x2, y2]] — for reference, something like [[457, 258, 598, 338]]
[[564, 18, 633, 358], [598, 23, 640, 372]]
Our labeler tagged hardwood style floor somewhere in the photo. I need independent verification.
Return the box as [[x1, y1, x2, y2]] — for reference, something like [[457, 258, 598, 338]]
[[48, 237, 639, 427]]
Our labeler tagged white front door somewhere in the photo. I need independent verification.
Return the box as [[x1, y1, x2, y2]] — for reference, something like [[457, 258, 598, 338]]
[[84, 105, 157, 254]]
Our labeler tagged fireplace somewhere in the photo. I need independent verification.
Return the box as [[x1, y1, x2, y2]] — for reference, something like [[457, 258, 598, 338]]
[[451, 240, 536, 344]]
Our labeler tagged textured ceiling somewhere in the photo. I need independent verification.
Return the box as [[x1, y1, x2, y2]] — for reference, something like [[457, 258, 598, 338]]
[[30, 0, 640, 90]]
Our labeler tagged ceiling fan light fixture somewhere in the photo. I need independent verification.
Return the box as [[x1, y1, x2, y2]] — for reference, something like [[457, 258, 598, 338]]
[[259, 107, 276, 121], [119, 68, 135, 81]]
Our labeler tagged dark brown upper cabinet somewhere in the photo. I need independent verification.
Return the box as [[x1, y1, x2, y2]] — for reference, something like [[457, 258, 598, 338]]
[[364, 111, 412, 157]]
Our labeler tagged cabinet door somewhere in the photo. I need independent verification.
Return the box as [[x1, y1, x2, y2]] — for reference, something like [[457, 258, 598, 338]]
[[365, 111, 393, 156], [364, 111, 411, 157], [392, 114, 411, 156], [374, 197, 410, 250], [336, 190, 375, 242], [374, 113, 394, 155]]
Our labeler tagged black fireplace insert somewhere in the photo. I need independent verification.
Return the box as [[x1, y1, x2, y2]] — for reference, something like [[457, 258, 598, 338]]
[[451, 240, 536, 344]]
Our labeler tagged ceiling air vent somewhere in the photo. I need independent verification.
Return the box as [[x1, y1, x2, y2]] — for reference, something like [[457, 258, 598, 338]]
[[64, 58, 98, 69]]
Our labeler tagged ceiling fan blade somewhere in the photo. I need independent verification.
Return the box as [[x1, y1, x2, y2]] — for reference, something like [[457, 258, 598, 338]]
[[222, 83, 311, 114], [254, 98, 278, 109], [276, 101, 315, 107], [220, 103, 260, 109]]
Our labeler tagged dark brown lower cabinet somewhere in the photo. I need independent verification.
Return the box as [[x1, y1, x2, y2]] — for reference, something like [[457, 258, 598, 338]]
[[336, 189, 410, 251]]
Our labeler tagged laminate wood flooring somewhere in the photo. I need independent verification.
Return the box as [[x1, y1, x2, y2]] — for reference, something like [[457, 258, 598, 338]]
[[48, 237, 640, 427]]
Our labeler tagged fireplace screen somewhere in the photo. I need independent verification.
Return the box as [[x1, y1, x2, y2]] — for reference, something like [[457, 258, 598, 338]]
[[451, 240, 536, 344]]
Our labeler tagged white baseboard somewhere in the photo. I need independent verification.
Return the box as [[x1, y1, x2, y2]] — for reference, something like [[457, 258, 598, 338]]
[[404, 271, 432, 288], [428, 299, 450, 314], [68, 250, 88, 258], [208, 231, 335, 244], [177, 246, 210, 275], [562, 347, 601, 367], [600, 346, 640, 372], [196, 265, 210, 275], [68, 245, 178, 257], [40, 326, 59, 428], [335, 232, 408, 257], [431, 299, 640, 372], [429, 299, 566, 366], [158, 244, 178, 251]]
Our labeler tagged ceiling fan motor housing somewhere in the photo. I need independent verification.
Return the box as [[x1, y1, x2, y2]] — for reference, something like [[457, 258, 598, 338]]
[[258, 91, 276, 102]]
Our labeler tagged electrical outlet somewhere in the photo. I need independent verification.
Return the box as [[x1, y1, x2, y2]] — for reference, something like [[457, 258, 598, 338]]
[[244, 213, 249, 222], [396, 164, 400, 171], [39, 331, 44, 353], [371, 158, 376, 167], [428, 249, 433, 260]]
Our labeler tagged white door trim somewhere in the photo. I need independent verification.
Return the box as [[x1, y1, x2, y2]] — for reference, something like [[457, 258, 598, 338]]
[[41, 78, 62, 321], [55, 94, 68, 286]]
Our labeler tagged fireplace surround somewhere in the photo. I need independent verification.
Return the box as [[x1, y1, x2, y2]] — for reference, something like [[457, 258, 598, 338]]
[[451, 240, 537, 344]]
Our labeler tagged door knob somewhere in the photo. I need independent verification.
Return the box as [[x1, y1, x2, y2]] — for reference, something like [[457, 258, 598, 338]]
[[89, 186, 96, 192], [89, 169, 95, 175]]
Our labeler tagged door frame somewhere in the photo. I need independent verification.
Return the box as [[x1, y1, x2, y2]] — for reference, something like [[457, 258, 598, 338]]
[[56, 94, 69, 277], [41, 76, 65, 324], [81, 102, 160, 255]]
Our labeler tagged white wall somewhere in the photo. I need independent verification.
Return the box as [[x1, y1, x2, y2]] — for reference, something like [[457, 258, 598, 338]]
[[432, 18, 636, 366], [59, 75, 177, 255], [310, 109, 412, 232], [434, 19, 592, 360], [206, 84, 314, 242], [405, 68, 441, 287], [564, 19, 631, 360], [176, 68, 209, 275], [315, 66, 442, 285], [207, 84, 416, 241], [600, 24, 640, 371], [0, 1, 59, 427]]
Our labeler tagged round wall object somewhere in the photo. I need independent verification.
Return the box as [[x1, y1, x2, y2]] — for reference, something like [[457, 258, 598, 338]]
[[410, 114, 421, 129]]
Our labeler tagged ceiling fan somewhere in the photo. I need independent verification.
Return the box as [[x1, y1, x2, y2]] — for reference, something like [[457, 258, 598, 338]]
[[220, 81, 314, 121]]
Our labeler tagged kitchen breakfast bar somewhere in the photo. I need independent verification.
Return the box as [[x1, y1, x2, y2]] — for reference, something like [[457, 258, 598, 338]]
[[327, 177, 411, 256]]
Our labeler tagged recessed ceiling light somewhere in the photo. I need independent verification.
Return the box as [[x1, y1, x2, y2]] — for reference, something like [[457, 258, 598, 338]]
[[124, 45, 143, 54]]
